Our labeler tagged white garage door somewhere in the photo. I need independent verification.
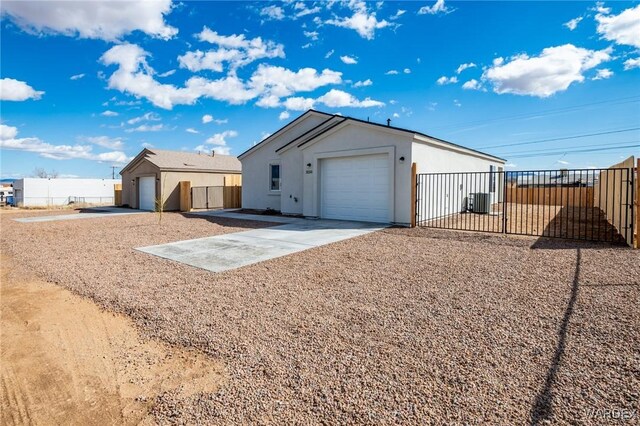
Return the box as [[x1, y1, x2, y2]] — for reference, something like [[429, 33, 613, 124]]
[[321, 154, 391, 223], [139, 176, 156, 211]]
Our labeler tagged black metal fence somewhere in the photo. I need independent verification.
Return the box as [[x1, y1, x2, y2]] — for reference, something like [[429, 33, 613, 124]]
[[416, 168, 635, 245]]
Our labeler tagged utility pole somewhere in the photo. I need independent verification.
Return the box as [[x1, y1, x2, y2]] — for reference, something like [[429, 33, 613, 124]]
[[111, 166, 118, 179]]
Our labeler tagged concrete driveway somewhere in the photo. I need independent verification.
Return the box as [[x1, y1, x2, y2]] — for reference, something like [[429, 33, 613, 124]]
[[136, 211, 386, 272], [13, 207, 146, 223]]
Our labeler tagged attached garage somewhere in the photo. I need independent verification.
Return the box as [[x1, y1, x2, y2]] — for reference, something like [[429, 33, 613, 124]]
[[238, 110, 505, 226], [120, 148, 241, 211], [320, 154, 391, 222]]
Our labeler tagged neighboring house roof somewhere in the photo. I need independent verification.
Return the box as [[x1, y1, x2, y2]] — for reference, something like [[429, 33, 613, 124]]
[[120, 148, 241, 175], [238, 109, 506, 163]]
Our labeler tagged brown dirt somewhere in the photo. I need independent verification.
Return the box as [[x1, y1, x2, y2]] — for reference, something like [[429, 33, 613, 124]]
[[1, 210, 639, 424], [0, 253, 226, 425], [422, 203, 628, 243]]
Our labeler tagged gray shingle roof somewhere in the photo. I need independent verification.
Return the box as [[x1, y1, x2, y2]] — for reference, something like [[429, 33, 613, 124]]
[[125, 149, 241, 173]]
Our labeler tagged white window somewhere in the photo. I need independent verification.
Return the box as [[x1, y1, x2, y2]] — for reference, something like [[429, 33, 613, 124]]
[[269, 163, 281, 191]]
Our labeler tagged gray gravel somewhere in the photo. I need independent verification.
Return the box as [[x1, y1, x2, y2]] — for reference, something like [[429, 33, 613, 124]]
[[1, 211, 639, 424]]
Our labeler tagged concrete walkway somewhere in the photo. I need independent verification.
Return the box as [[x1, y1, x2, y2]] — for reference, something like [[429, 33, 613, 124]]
[[137, 213, 386, 273], [14, 207, 146, 223]]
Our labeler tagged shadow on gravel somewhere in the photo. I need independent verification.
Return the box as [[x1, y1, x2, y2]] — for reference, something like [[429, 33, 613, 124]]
[[180, 212, 280, 230], [530, 248, 581, 425], [529, 237, 629, 250]]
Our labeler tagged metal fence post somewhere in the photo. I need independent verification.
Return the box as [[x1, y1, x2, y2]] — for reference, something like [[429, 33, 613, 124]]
[[502, 171, 507, 233]]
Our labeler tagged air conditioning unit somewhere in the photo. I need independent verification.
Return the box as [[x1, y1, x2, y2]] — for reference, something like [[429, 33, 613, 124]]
[[468, 192, 491, 214]]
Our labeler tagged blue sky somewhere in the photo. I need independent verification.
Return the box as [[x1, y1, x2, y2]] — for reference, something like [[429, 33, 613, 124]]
[[1, 0, 639, 178]]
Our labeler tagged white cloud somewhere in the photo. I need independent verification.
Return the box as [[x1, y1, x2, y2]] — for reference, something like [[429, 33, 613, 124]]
[[340, 55, 358, 64], [624, 57, 640, 70], [85, 136, 124, 150], [418, 0, 451, 15], [279, 111, 290, 120], [564, 16, 583, 31], [353, 79, 373, 87], [0, 0, 177, 41], [158, 69, 176, 78], [102, 44, 342, 110], [453, 99, 461, 107], [179, 29, 285, 72], [316, 89, 384, 108], [462, 79, 481, 90], [0, 78, 44, 101], [70, 73, 85, 80], [301, 43, 312, 49], [0, 124, 129, 163], [392, 112, 400, 118], [483, 44, 613, 97], [325, 0, 392, 40], [141, 142, 154, 148], [325, 49, 335, 59], [436, 75, 458, 85], [186, 128, 199, 134], [403, 68, 411, 74], [385, 70, 399, 75], [295, 4, 321, 18], [505, 163, 517, 168], [557, 160, 570, 165], [250, 64, 342, 100], [592, 68, 613, 80], [389, 99, 398, 105], [456, 62, 476, 74], [198, 130, 237, 155], [127, 112, 160, 125], [125, 124, 164, 133], [304, 30, 319, 41], [260, 5, 285, 21], [595, 5, 640, 48], [100, 110, 119, 117], [202, 114, 213, 124], [282, 97, 316, 111], [391, 9, 406, 20], [206, 130, 237, 146]]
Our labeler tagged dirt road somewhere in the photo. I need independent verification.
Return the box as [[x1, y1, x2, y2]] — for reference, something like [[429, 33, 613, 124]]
[[0, 254, 225, 425]]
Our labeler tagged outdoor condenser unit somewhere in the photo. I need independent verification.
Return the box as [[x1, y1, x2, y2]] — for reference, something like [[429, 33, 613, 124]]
[[468, 192, 491, 214]]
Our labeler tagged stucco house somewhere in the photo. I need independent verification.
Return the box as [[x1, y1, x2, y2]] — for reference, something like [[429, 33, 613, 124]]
[[120, 148, 241, 211], [239, 110, 505, 226]]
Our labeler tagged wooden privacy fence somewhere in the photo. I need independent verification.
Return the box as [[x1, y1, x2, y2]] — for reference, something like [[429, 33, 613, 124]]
[[506, 185, 594, 207], [114, 183, 122, 206], [594, 156, 636, 248]]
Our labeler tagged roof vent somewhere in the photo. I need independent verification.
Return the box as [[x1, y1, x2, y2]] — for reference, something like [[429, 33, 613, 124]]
[[386, 118, 391, 126]]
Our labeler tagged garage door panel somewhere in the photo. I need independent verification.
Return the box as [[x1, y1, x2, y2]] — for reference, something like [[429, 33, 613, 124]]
[[320, 154, 390, 223], [139, 176, 156, 211]]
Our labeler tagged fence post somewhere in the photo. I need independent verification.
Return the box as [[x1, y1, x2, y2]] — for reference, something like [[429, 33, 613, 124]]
[[631, 158, 640, 249], [179, 181, 191, 212], [502, 171, 507, 233], [410, 162, 417, 228]]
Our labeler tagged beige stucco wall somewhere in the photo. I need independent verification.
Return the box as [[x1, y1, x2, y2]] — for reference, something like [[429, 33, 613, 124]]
[[161, 171, 228, 211], [121, 161, 159, 208], [121, 159, 239, 210]]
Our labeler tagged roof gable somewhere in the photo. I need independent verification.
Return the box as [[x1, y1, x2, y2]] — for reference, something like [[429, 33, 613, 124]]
[[237, 110, 332, 159]]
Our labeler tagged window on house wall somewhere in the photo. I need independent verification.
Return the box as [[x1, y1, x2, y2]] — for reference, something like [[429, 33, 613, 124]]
[[270, 164, 281, 191]]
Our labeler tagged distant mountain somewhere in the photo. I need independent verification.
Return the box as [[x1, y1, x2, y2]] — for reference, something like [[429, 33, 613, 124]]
[[0, 178, 17, 184]]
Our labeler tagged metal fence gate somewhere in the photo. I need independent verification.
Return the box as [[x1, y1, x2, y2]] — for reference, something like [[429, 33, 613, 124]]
[[416, 168, 635, 245]]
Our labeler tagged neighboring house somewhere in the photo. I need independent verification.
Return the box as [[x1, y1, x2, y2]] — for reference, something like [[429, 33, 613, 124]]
[[12, 178, 120, 207], [239, 110, 505, 225], [120, 148, 241, 211]]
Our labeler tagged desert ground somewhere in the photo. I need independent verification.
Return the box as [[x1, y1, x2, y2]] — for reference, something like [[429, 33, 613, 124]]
[[1, 209, 638, 424]]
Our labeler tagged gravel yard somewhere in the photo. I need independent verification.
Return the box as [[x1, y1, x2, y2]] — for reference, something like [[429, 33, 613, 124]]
[[1, 210, 639, 424]]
